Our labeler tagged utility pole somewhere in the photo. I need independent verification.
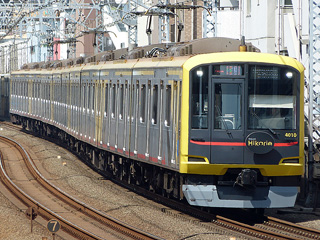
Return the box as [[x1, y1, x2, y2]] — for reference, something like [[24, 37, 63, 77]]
[[203, 0, 217, 38], [306, 0, 320, 207]]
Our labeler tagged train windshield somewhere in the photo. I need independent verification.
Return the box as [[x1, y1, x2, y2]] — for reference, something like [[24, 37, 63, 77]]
[[248, 65, 298, 130]]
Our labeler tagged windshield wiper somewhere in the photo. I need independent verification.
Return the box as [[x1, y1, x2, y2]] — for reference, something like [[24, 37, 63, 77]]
[[215, 106, 233, 139], [251, 111, 278, 136]]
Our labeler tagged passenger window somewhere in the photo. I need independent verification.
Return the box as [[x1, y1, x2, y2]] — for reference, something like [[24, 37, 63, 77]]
[[92, 84, 95, 111], [119, 84, 124, 119], [131, 84, 135, 121], [165, 85, 171, 127], [97, 83, 101, 111], [152, 85, 158, 124], [83, 85, 86, 109], [136, 82, 139, 121], [88, 84, 91, 110], [127, 84, 130, 121], [112, 84, 116, 118], [140, 84, 146, 123], [104, 84, 108, 117]]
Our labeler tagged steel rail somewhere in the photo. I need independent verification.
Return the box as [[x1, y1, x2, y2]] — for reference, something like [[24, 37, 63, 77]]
[[264, 216, 320, 239], [0, 135, 160, 240]]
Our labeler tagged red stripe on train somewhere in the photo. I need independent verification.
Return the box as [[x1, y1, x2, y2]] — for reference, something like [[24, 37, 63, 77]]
[[190, 140, 298, 147]]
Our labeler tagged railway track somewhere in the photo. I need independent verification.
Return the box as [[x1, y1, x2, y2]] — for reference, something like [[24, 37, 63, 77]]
[[258, 216, 320, 239], [0, 134, 161, 240], [117, 178, 320, 239], [1, 122, 320, 239]]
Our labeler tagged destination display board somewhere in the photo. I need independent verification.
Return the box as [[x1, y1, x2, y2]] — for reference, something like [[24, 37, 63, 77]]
[[213, 65, 243, 76], [250, 66, 280, 80]]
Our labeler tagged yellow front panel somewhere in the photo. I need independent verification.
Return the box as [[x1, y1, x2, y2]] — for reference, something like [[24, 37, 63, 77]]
[[179, 52, 305, 176]]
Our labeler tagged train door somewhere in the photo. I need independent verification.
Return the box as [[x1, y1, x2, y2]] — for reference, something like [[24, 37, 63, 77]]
[[101, 78, 109, 147], [109, 81, 117, 149], [149, 83, 161, 163], [116, 81, 125, 153], [210, 79, 244, 164], [135, 79, 148, 160]]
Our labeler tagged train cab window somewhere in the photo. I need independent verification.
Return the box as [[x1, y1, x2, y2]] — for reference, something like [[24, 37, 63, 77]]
[[248, 65, 297, 130], [152, 85, 158, 124], [165, 85, 171, 127], [140, 84, 146, 123], [191, 66, 208, 129], [214, 83, 242, 130]]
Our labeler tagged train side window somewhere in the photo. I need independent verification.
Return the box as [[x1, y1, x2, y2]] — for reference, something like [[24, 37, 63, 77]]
[[131, 84, 135, 121], [140, 84, 146, 123], [83, 84, 86, 110], [92, 84, 95, 112], [97, 82, 101, 114], [112, 83, 116, 118], [124, 83, 128, 121], [126, 84, 130, 121], [87, 84, 90, 111], [152, 85, 158, 124], [73, 84, 76, 105], [191, 67, 208, 129], [135, 82, 139, 122], [165, 85, 171, 127], [104, 83, 108, 117], [34, 82, 36, 98], [119, 84, 124, 119], [76, 84, 79, 106]]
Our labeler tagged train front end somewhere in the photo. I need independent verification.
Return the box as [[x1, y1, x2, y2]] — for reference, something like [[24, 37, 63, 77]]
[[180, 52, 304, 208]]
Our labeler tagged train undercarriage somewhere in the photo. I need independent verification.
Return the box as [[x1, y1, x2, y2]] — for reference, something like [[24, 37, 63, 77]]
[[11, 114, 185, 201]]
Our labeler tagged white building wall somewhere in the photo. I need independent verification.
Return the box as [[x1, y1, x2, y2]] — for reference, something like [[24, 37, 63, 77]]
[[216, 10, 240, 39], [137, 15, 149, 47], [244, 0, 277, 53]]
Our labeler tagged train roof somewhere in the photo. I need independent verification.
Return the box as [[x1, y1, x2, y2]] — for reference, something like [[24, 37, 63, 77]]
[[13, 37, 258, 72], [183, 51, 305, 72], [11, 38, 304, 75]]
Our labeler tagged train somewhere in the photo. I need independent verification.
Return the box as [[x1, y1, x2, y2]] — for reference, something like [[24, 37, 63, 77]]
[[0, 74, 10, 120], [8, 37, 305, 210]]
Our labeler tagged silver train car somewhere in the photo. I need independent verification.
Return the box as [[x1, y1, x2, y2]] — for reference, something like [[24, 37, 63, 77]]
[[10, 38, 305, 209]]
